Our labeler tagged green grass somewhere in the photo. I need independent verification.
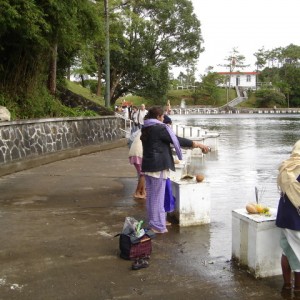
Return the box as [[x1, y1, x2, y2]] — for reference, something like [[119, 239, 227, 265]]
[[115, 95, 148, 107], [237, 93, 258, 108], [66, 81, 105, 106], [167, 88, 237, 107], [66, 81, 255, 109]]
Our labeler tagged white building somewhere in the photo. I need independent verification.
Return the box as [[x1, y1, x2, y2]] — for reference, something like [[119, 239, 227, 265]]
[[217, 72, 258, 89]]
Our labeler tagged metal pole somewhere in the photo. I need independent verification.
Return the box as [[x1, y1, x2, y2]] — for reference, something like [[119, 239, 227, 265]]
[[104, 0, 110, 108], [227, 77, 229, 105]]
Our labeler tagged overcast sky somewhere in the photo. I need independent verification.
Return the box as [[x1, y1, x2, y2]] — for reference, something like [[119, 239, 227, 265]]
[[182, 0, 300, 78]]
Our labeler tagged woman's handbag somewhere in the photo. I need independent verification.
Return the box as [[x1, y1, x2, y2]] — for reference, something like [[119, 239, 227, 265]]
[[116, 217, 156, 260], [118, 231, 154, 260]]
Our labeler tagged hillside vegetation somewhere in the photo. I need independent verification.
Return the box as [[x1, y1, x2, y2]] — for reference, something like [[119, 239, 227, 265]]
[[115, 87, 238, 108], [66, 81, 105, 106], [68, 81, 262, 110]]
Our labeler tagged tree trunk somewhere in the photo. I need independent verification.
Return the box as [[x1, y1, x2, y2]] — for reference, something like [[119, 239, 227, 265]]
[[48, 42, 58, 95], [80, 75, 85, 87], [110, 70, 123, 105], [96, 58, 102, 96], [67, 66, 71, 81]]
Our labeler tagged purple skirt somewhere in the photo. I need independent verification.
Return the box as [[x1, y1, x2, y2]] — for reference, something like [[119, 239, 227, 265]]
[[145, 174, 167, 233]]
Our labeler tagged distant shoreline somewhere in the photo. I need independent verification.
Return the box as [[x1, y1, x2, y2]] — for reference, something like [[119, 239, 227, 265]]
[[169, 106, 300, 115]]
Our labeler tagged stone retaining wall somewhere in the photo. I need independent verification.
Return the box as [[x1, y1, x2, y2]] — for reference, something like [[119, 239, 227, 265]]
[[0, 116, 123, 166]]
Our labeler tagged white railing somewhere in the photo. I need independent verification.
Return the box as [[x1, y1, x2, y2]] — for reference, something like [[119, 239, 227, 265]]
[[115, 112, 132, 138], [172, 124, 219, 151]]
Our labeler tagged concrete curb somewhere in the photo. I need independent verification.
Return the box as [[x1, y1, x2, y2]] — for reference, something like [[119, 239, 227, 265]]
[[0, 138, 127, 177]]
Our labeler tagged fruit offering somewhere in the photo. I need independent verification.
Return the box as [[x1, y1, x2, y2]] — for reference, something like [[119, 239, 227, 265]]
[[246, 203, 271, 216], [202, 147, 211, 154], [196, 174, 205, 182]]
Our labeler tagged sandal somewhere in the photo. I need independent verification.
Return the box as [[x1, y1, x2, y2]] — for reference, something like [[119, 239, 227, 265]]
[[133, 193, 146, 199], [132, 258, 149, 270], [150, 227, 168, 234]]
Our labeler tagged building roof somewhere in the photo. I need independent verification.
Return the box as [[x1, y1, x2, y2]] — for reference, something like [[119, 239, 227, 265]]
[[217, 72, 258, 75]]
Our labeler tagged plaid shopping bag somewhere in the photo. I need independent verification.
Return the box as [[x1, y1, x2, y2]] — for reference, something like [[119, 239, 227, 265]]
[[119, 234, 152, 260]]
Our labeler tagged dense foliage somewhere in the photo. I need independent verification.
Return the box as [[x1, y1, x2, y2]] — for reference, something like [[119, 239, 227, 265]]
[[254, 44, 300, 107], [0, 0, 203, 118], [1, 0, 299, 120], [0, 0, 101, 118], [191, 72, 225, 106], [255, 89, 286, 108], [91, 0, 203, 104]]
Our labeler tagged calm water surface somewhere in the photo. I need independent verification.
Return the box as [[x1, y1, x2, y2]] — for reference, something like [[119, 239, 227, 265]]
[[171, 113, 300, 259]]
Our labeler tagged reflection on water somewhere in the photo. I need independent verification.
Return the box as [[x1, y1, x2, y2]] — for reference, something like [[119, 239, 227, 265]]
[[171, 114, 300, 259]]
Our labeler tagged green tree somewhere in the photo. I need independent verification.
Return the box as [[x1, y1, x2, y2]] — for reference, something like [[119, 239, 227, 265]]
[[282, 44, 300, 64], [41, 0, 100, 94], [255, 89, 286, 108], [0, 0, 203, 115], [0, 0, 49, 95], [192, 72, 225, 106], [105, 0, 203, 105], [257, 44, 300, 105], [219, 47, 249, 72], [0, 0, 99, 96], [254, 47, 267, 72], [279, 63, 300, 106]]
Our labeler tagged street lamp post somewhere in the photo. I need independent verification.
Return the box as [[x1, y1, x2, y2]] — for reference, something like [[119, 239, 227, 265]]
[[227, 76, 229, 105], [104, 0, 110, 108]]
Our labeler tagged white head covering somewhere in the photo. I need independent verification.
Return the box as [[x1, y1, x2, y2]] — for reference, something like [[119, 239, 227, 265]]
[[277, 140, 300, 212]]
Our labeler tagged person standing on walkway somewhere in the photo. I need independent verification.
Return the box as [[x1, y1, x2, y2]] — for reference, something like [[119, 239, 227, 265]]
[[276, 140, 300, 294], [130, 106, 139, 133], [137, 104, 148, 129], [128, 114, 173, 200], [128, 129, 146, 199], [140, 106, 210, 233]]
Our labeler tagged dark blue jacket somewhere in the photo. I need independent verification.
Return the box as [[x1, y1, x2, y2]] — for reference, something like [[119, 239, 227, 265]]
[[141, 124, 193, 172], [276, 193, 300, 230]]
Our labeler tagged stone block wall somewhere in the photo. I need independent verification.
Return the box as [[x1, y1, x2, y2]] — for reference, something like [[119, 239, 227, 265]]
[[0, 116, 123, 165]]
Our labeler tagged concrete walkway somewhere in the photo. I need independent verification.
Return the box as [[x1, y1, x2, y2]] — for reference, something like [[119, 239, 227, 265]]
[[0, 146, 290, 300]]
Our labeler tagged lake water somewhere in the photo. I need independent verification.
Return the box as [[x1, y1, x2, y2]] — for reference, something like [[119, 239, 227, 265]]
[[170, 113, 300, 258]]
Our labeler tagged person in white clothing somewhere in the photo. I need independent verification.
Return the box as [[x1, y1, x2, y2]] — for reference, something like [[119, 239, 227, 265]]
[[128, 130, 146, 199], [136, 104, 148, 128]]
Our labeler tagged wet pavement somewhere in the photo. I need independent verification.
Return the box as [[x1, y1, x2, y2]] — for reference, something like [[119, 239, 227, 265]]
[[0, 145, 295, 300]]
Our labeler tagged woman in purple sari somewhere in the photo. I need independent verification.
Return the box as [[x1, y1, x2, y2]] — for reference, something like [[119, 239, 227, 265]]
[[140, 106, 209, 233]]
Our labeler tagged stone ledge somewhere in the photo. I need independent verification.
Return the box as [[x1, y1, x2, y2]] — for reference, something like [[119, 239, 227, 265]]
[[0, 138, 127, 177]]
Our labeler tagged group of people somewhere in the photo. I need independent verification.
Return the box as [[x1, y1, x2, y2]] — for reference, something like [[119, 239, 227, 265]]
[[128, 103, 300, 292], [128, 105, 209, 234], [115, 101, 149, 129], [130, 104, 148, 131]]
